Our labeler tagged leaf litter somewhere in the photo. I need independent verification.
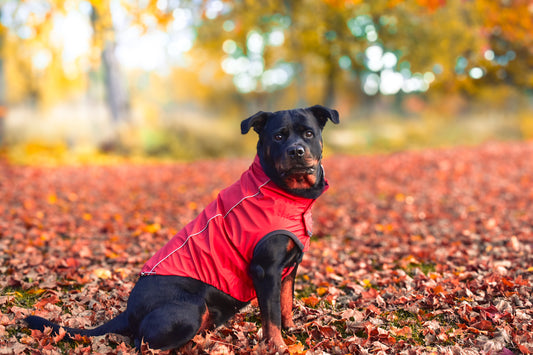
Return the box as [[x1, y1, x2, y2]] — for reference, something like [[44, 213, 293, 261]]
[[1, 142, 532, 354]]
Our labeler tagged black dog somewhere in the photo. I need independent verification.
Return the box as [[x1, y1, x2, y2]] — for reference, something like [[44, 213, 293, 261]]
[[25, 105, 339, 352]]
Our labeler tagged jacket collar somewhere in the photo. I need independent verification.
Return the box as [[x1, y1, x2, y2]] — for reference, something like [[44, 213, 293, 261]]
[[249, 155, 329, 202]]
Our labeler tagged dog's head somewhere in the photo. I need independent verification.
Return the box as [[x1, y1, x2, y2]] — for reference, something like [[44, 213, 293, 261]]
[[241, 105, 339, 198]]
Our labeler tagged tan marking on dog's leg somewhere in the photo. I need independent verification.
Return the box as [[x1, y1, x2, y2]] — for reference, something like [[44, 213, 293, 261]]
[[263, 321, 288, 353], [197, 307, 212, 333]]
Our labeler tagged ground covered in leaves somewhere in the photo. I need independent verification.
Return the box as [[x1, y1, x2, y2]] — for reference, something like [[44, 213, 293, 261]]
[[1, 141, 533, 354]]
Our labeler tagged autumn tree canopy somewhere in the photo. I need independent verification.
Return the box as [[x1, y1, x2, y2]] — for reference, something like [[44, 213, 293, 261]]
[[0, 0, 531, 116]]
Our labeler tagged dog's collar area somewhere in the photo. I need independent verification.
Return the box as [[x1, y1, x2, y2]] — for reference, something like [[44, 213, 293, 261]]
[[253, 155, 328, 200]]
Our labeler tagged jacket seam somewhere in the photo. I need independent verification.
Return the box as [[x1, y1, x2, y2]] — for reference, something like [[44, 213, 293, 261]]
[[141, 179, 271, 275]]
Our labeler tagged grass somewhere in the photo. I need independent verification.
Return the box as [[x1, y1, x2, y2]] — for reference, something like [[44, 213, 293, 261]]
[[403, 261, 437, 277], [1, 286, 96, 354], [3, 109, 532, 165], [295, 275, 318, 298], [0, 286, 45, 312], [326, 111, 532, 156]]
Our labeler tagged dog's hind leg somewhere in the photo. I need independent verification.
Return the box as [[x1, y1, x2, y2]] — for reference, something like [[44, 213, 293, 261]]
[[135, 301, 206, 351]]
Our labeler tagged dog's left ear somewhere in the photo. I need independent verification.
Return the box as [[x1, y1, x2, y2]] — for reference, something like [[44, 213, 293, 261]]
[[307, 105, 340, 129], [241, 111, 271, 135]]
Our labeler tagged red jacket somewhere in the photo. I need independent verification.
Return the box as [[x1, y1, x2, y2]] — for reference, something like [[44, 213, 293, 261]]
[[141, 155, 327, 302]]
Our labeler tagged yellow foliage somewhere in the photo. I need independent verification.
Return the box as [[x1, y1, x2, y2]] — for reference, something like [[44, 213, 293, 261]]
[[519, 113, 533, 139], [322, 0, 363, 8], [317, 286, 329, 296], [0, 0, 531, 151], [92, 268, 112, 279], [47, 193, 58, 205], [143, 223, 161, 234], [361, 279, 373, 288], [287, 342, 306, 355]]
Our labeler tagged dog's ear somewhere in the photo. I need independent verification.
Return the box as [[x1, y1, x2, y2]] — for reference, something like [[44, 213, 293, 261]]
[[241, 111, 270, 135], [307, 105, 340, 129]]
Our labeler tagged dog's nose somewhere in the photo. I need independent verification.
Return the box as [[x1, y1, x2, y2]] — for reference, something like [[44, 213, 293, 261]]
[[288, 146, 305, 158]]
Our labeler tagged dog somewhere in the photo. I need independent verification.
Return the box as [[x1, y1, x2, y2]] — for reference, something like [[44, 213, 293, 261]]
[[25, 105, 339, 352]]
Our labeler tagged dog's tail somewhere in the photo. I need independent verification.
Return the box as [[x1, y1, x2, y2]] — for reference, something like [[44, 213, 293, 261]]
[[24, 313, 130, 340]]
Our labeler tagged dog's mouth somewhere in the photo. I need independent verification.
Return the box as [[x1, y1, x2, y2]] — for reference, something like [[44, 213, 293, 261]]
[[279, 166, 318, 190], [280, 166, 316, 176]]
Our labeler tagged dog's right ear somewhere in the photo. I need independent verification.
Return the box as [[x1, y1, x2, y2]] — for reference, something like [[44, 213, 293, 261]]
[[307, 105, 340, 129], [241, 111, 270, 135]]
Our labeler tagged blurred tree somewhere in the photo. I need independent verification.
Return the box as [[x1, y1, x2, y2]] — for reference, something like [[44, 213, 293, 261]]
[[0, 0, 133, 124], [475, 0, 533, 91], [193, 0, 482, 111], [0, 18, 5, 146], [194, 0, 367, 108], [89, 0, 130, 124], [1, 1, 85, 106], [283, 0, 360, 107], [0, 0, 530, 129]]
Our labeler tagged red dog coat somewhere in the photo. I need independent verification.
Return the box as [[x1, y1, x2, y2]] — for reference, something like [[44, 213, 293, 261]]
[[141, 155, 327, 302]]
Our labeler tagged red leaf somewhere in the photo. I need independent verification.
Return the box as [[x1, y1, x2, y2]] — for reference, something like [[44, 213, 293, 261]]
[[366, 304, 382, 315], [472, 320, 494, 331], [518, 345, 532, 354], [34, 295, 60, 310]]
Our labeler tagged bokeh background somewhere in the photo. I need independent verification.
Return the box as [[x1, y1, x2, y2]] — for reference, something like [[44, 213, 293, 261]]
[[0, 0, 532, 164]]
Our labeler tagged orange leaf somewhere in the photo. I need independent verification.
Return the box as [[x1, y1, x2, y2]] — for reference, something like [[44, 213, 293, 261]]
[[143, 223, 161, 234], [52, 327, 66, 344], [73, 334, 91, 343], [302, 295, 320, 308], [63, 258, 80, 268], [501, 277, 514, 288], [366, 304, 382, 315], [518, 345, 532, 354], [19, 335, 35, 345], [392, 326, 413, 338], [433, 285, 445, 295], [287, 341, 306, 355], [317, 287, 328, 296]]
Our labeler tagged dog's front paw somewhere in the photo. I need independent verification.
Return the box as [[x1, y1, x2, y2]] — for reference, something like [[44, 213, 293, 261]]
[[258, 330, 289, 355], [256, 338, 289, 354], [267, 339, 289, 355], [282, 319, 296, 330]]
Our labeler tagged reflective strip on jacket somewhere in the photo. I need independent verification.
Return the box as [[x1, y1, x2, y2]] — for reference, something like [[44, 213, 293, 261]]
[[140, 155, 327, 302]]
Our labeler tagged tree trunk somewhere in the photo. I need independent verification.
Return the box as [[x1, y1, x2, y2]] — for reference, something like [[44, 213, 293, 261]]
[[90, 5, 130, 124], [102, 41, 130, 123], [284, 0, 308, 107]]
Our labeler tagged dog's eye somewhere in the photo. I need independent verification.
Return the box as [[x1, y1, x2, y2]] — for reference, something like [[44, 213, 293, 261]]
[[304, 130, 314, 138], [274, 134, 283, 141]]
